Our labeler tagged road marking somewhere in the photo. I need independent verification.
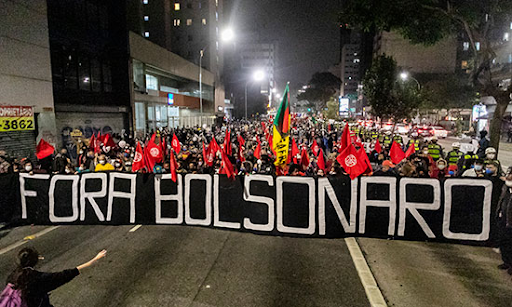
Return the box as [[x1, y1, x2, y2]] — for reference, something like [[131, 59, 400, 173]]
[[345, 237, 387, 307], [0, 226, 60, 255], [129, 225, 142, 232]]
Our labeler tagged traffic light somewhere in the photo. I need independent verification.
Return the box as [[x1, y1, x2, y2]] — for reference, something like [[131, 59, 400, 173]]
[[307, 108, 311, 112]]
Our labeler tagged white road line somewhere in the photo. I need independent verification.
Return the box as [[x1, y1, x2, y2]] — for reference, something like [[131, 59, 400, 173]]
[[345, 237, 387, 307], [0, 226, 60, 255], [129, 225, 142, 232]]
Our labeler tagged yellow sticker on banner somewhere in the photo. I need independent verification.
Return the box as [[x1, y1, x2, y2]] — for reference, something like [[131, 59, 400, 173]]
[[0, 117, 35, 132]]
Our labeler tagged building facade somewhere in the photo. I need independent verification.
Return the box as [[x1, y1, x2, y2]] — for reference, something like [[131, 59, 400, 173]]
[[0, 0, 56, 159]]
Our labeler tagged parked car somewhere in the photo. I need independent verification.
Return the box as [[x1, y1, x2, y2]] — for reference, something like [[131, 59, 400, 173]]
[[410, 126, 432, 138], [395, 124, 410, 135], [431, 126, 448, 138]]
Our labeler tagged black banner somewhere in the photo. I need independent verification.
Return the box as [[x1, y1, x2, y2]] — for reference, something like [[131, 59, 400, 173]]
[[0, 173, 503, 245]]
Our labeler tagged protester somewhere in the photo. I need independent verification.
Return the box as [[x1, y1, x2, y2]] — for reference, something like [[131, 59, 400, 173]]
[[462, 158, 486, 178], [496, 172, 512, 274], [94, 155, 114, 172], [4, 247, 106, 307]]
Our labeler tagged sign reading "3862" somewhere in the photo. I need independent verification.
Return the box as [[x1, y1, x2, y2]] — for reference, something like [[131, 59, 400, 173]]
[[0, 106, 35, 132]]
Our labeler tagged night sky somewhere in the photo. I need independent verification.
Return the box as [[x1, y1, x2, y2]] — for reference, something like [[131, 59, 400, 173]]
[[226, 0, 343, 91]]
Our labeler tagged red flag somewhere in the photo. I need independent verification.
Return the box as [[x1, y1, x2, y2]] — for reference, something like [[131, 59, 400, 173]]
[[317, 149, 326, 171], [89, 133, 97, 153], [219, 149, 235, 180], [36, 139, 55, 160], [237, 135, 245, 147], [169, 148, 178, 182], [312, 139, 320, 156], [97, 132, 105, 144], [358, 147, 373, 175], [405, 143, 416, 158], [238, 140, 245, 163], [268, 134, 276, 156], [375, 139, 382, 154], [103, 134, 116, 148], [146, 134, 163, 172], [254, 137, 262, 159], [291, 138, 300, 164], [171, 134, 181, 153], [161, 135, 167, 157], [261, 122, 266, 132], [223, 130, 232, 156], [336, 144, 367, 180], [210, 137, 221, 155], [300, 146, 310, 170], [390, 141, 405, 164], [132, 142, 146, 172], [202, 141, 208, 163], [204, 142, 215, 167], [340, 123, 351, 153]]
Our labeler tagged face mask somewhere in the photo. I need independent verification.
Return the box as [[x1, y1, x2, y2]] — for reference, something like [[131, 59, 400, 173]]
[[474, 165, 483, 171], [99, 160, 106, 165], [438, 165, 446, 170], [198, 161, 203, 166], [25, 165, 32, 172], [65, 168, 72, 174], [422, 150, 429, 155], [449, 171, 454, 175], [114, 162, 121, 168], [88, 154, 94, 158], [130, 153, 134, 158], [79, 166, 84, 171], [506, 180, 512, 188], [79, 150, 84, 155], [487, 154, 496, 160], [486, 168, 494, 174]]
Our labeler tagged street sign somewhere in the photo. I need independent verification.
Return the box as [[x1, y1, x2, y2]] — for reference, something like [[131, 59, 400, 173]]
[[0, 106, 35, 132]]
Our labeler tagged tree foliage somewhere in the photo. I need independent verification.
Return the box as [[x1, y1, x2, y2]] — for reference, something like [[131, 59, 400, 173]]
[[420, 75, 479, 110], [323, 97, 340, 120], [297, 72, 341, 112], [363, 54, 423, 121], [341, 0, 512, 150]]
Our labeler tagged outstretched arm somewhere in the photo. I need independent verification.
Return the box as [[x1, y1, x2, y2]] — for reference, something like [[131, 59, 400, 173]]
[[77, 249, 107, 272]]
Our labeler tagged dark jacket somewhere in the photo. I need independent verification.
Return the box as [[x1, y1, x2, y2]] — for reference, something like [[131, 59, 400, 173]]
[[497, 187, 512, 228], [7, 268, 79, 307]]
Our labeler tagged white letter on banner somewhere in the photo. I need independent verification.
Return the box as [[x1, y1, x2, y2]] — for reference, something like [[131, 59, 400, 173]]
[[184, 174, 212, 226], [359, 177, 397, 235], [19, 173, 50, 219], [213, 175, 241, 229], [243, 175, 274, 232], [106, 173, 137, 224], [49, 175, 79, 223], [276, 176, 316, 235], [80, 173, 107, 221], [154, 174, 183, 224], [443, 179, 492, 241], [318, 178, 357, 235], [398, 178, 441, 238]]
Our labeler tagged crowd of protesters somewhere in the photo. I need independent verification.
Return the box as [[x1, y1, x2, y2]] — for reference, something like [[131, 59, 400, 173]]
[[0, 117, 507, 181], [2, 115, 512, 274]]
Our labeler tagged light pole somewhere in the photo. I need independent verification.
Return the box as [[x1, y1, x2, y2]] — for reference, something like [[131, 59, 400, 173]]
[[400, 71, 421, 90], [245, 70, 265, 119], [199, 28, 234, 126]]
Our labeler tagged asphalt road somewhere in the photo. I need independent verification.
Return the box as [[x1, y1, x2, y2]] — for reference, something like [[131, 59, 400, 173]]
[[0, 225, 369, 307], [2, 224, 512, 306]]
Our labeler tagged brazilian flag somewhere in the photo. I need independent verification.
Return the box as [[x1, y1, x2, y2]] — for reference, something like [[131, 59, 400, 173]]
[[272, 84, 291, 167]]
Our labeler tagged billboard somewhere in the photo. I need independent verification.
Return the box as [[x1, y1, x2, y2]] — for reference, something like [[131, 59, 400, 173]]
[[339, 97, 349, 117]]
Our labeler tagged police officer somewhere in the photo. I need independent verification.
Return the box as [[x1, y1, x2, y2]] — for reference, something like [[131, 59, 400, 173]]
[[428, 136, 443, 161], [382, 131, 392, 148], [393, 133, 403, 145], [446, 142, 463, 167], [370, 129, 379, 141], [484, 147, 503, 175], [458, 149, 479, 176], [407, 133, 421, 152]]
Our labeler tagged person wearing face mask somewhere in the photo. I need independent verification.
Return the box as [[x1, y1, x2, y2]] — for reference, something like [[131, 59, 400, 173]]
[[446, 142, 463, 167], [113, 160, 124, 172], [484, 147, 503, 176], [462, 158, 485, 177], [94, 155, 114, 172], [430, 159, 448, 179], [53, 148, 70, 174], [373, 160, 397, 177], [0, 151, 12, 174], [495, 172, 512, 274]]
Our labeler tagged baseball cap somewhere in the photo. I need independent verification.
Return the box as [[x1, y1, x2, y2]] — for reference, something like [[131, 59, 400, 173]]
[[382, 160, 395, 168]]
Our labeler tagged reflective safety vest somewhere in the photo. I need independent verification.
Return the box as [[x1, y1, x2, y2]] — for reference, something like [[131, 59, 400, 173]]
[[383, 136, 392, 146], [462, 153, 479, 170], [393, 135, 403, 144], [407, 139, 420, 151], [371, 132, 379, 140], [428, 144, 442, 160], [446, 150, 463, 166]]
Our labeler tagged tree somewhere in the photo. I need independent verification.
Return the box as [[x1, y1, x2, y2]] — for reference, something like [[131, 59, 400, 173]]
[[297, 72, 341, 112], [420, 74, 479, 111], [323, 97, 340, 120], [363, 54, 423, 122], [340, 0, 512, 151]]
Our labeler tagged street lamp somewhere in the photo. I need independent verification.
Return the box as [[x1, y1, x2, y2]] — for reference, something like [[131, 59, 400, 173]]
[[199, 28, 235, 125], [245, 70, 266, 119], [400, 71, 421, 90]]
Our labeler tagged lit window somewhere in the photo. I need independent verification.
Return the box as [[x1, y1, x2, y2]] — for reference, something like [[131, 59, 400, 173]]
[[353, 58, 360, 63], [202, 18, 207, 25], [144, 16, 149, 21], [216, 12, 218, 21], [504, 33, 510, 41], [144, 31, 150, 37], [187, 19, 192, 26], [143, 0, 148, 4], [174, 19, 180, 26], [475, 42, 480, 51], [463, 42, 469, 51], [509, 54, 512, 63], [174, 3, 180, 10], [146, 74, 158, 90], [216, 0, 218, 6], [510, 22, 512, 30], [216, 41, 219, 50], [348, 76, 352, 80], [461, 60, 468, 69]]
